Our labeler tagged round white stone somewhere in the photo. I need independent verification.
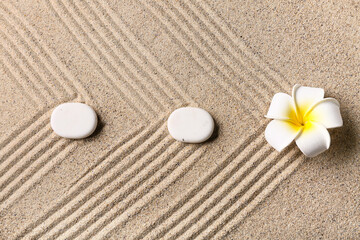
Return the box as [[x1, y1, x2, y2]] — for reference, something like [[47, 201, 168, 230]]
[[51, 103, 98, 139], [167, 107, 214, 143]]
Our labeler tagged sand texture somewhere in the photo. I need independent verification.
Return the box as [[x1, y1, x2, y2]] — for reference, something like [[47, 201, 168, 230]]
[[0, 0, 359, 239]]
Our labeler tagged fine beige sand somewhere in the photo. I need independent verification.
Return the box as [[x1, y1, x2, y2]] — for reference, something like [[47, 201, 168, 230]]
[[0, 0, 359, 239]]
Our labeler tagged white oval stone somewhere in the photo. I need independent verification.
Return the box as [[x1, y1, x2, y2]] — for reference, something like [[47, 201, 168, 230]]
[[167, 107, 214, 143], [51, 103, 98, 139]]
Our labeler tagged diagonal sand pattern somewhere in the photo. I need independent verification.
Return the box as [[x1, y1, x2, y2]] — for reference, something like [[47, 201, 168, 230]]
[[135, 131, 270, 240], [174, 150, 301, 240], [33, 128, 174, 239], [42, 135, 178, 239], [0, 141, 76, 211], [209, 152, 305, 239], [0, 0, 93, 168], [2, 1, 92, 103], [23, 120, 260, 240], [0, 108, 51, 161], [0, 58, 38, 107], [157, 0, 274, 104], [66, 0, 175, 111], [0, 1, 208, 236], [0, 96, 78, 209], [1, 0, 358, 239], [55, 142, 202, 239], [198, 0, 293, 92], [0, 95, 76, 175], [131, 122, 299, 240], [0, 0, 300, 238], [95, 0, 198, 107], [0, 38, 46, 105], [0, 21, 66, 102], [84, 147, 206, 240], [45, 0, 158, 121], [0, 123, 53, 189], [15, 116, 167, 239], [140, 0, 264, 115], [180, 0, 292, 96], [77, 0, 196, 109], [56, 0, 165, 115], [0, 2, 76, 102], [0, 139, 77, 211]]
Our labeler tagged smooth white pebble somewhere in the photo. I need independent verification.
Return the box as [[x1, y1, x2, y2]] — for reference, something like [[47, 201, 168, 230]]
[[51, 102, 97, 139], [167, 107, 214, 143]]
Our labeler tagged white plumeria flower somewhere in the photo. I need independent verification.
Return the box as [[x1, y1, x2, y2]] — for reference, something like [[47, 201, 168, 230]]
[[265, 84, 343, 157]]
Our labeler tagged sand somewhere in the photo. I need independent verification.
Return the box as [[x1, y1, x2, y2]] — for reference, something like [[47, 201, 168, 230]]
[[0, 0, 359, 239]]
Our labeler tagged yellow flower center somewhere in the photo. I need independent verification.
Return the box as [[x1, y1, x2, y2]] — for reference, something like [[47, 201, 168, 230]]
[[288, 101, 315, 131]]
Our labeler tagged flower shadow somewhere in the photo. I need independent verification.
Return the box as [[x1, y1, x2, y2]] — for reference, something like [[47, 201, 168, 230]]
[[323, 107, 357, 163]]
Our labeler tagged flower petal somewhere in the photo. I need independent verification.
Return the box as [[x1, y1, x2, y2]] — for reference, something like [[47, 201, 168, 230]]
[[304, 98, 343, 129], [292, 84, 324, 117], [265, 93, 297, 121], [265, 120, 302, 152], [295, 121, 330, 157]]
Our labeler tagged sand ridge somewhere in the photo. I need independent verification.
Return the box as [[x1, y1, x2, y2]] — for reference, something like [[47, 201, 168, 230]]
[[0, 0, 359, 239]]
